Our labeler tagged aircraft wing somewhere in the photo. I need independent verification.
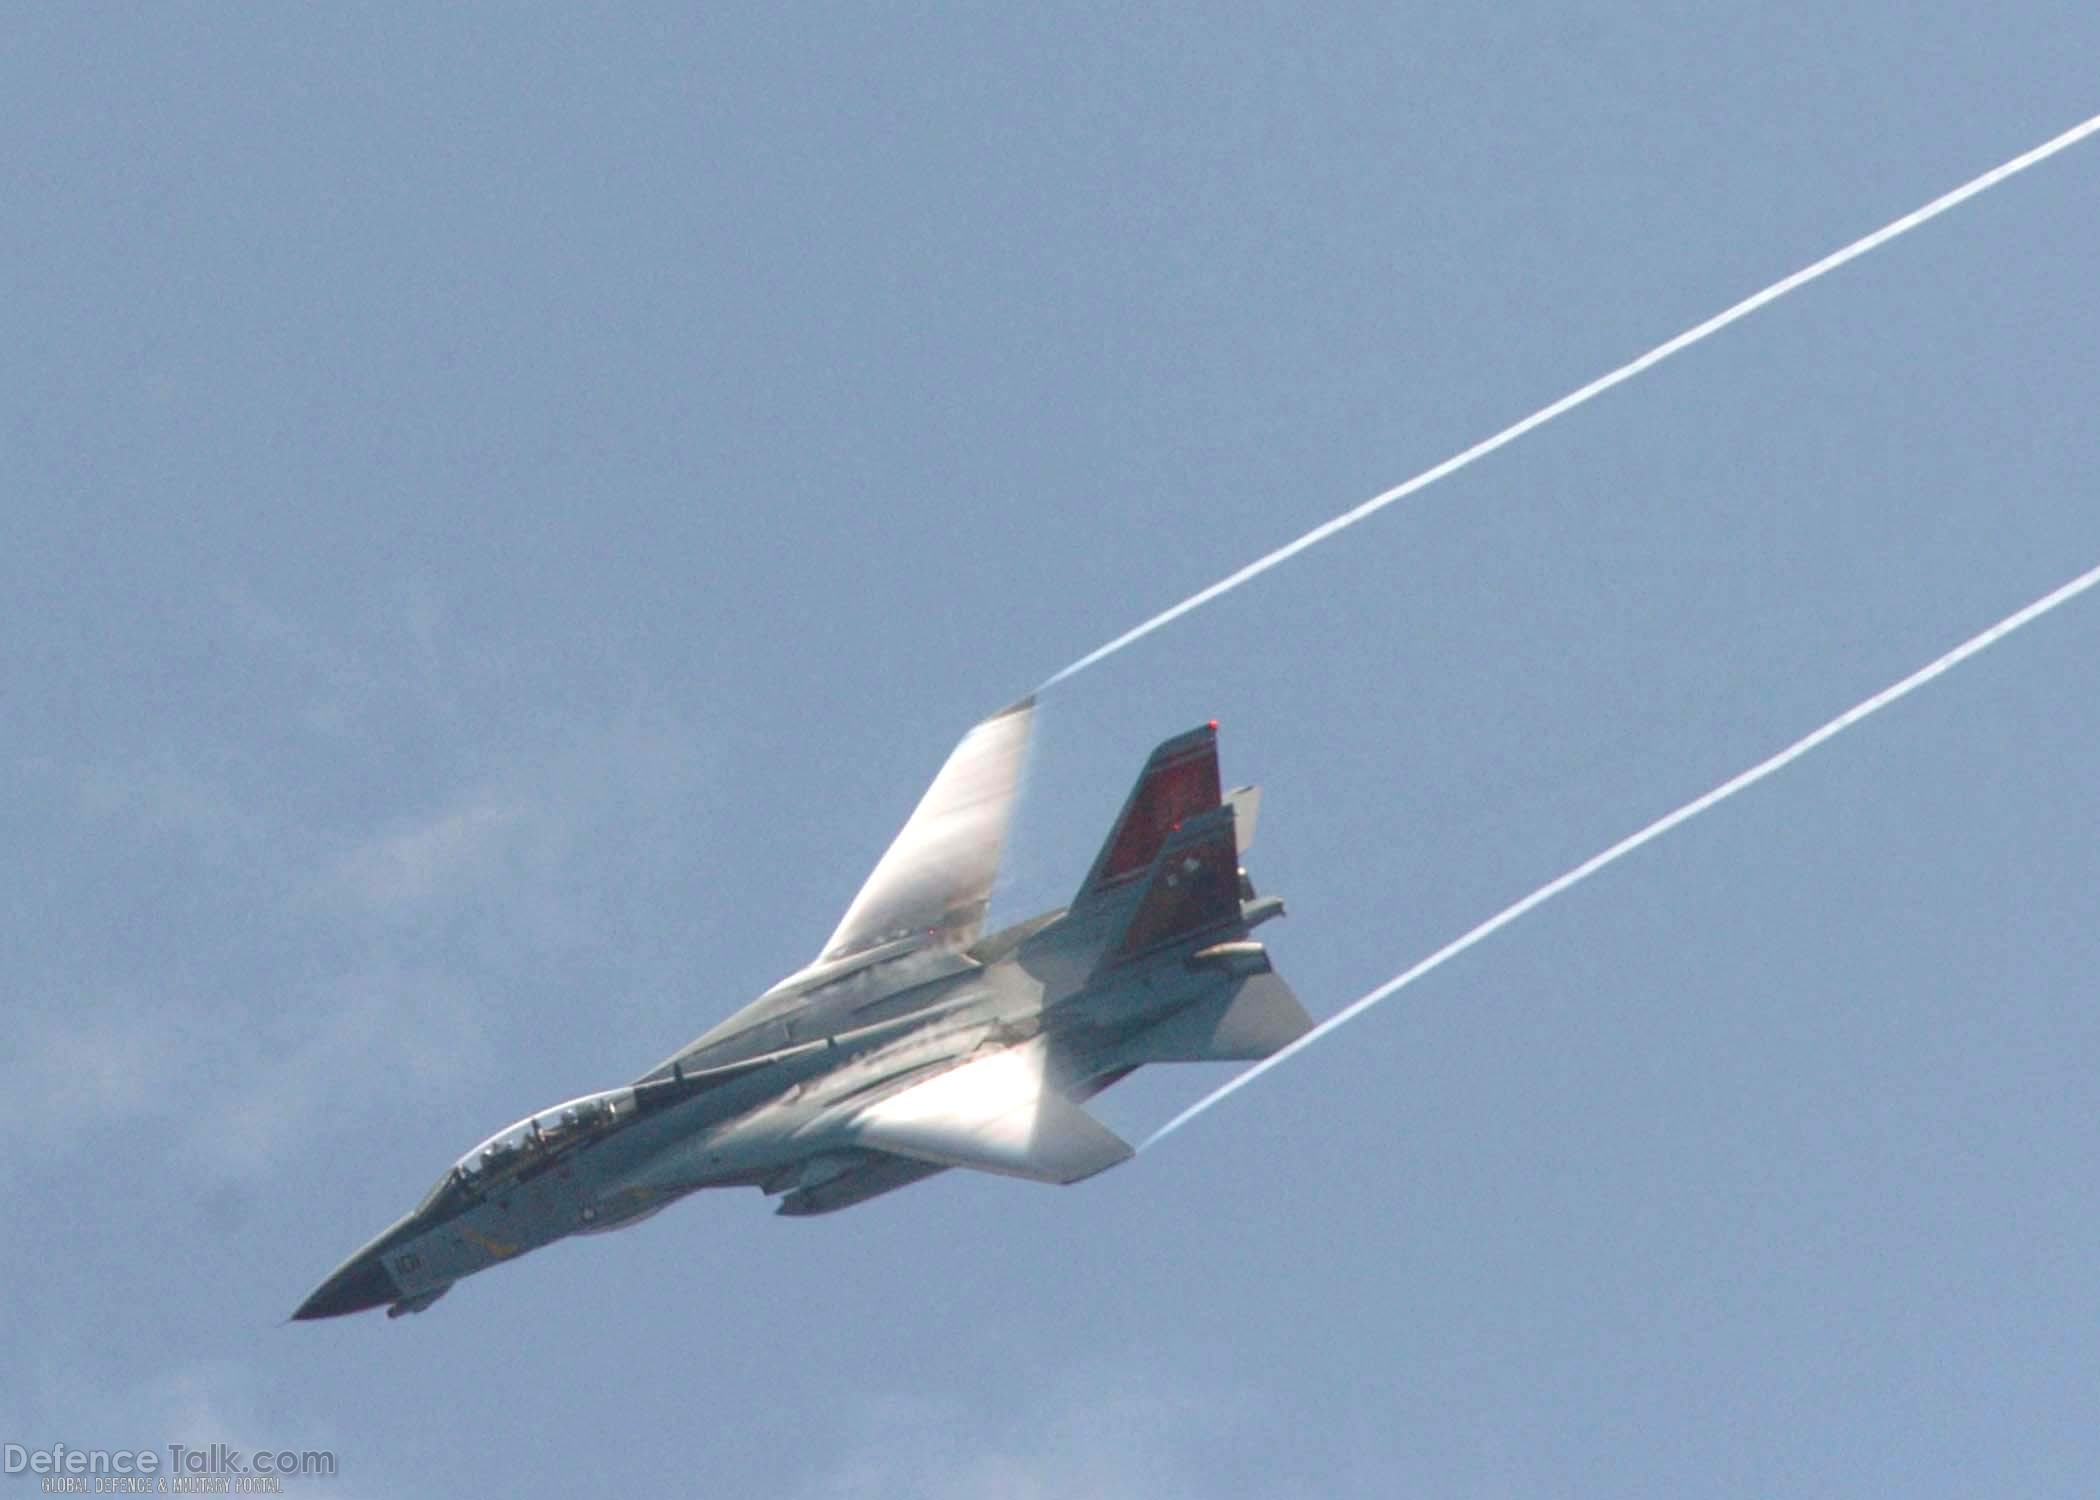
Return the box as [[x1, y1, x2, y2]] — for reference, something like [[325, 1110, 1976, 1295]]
[[844, 1041, 1133, 1185], [818, 697, 1034, 962]]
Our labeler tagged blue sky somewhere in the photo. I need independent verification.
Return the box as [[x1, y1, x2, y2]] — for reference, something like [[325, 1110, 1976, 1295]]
[[6, 7, 2098, 1496]]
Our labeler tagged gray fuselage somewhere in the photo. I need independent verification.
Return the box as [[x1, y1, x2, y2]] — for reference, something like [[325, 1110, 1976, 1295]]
[[293, 888, 1282, 1320]]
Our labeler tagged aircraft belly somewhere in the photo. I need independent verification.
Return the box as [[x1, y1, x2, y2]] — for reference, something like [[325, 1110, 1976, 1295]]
[[775, 1154, 948, 1216], [615, 1091, 842, 1193]]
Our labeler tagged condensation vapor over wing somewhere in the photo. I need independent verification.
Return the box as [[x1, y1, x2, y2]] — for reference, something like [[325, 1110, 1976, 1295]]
[[1141, 559, 2100, 1149], [1037, 112, 2100, 693]]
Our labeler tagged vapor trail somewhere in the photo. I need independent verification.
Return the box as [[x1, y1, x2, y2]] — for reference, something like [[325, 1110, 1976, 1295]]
[[1039, 112, 2100, 692], [1141, 558, 2100, 1150]]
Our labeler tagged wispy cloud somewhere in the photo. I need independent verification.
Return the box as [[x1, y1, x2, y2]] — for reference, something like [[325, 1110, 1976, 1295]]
[[1, 969, 491, 1185], [3, 1357, 381, 1500], [11, 584, 710, 1188], [76, 758, 268, 869], [10, 992, 180, 1134], [312, 707, 705, 954], [795, 1365, 1237, 1500], [333, 796, 528, 910], [202, 963, 494, 1181]]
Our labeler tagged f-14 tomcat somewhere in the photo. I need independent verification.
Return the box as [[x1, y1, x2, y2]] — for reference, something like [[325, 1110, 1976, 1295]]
[[294, 700, 1309, 1320]]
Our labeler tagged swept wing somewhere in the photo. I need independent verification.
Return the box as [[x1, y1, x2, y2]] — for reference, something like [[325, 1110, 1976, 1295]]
[[818, 697, 1034, 962]]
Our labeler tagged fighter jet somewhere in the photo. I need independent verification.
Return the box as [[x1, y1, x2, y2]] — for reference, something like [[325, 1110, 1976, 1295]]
[[294, 699, 1310, 1320]]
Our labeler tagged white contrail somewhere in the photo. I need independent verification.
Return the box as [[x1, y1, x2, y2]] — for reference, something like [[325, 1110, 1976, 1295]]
[[1039, 112, 2100, 692], [1141, 558, 2100, 1150]]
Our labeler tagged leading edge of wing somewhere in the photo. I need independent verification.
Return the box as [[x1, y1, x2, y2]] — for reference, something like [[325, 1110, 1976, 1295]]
[[818, 697, 1035, 963], [843, 1043, 1133, 1186]]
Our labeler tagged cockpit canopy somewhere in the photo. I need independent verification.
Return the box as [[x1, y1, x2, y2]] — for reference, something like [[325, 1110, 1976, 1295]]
[[419, 1087, 637, 1216], [459, 1087, 638, 1185]]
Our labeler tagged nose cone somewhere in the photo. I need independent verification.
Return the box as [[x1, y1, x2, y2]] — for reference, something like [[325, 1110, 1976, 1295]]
[[292, 1251, 400, 1321]]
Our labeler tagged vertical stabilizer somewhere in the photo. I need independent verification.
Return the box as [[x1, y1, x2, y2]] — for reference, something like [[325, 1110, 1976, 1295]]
[[1070, 722, 1221, 910]]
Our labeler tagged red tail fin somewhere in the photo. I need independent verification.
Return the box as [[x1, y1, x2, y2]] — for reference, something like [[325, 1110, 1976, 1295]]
[[1109, 808, 1241, 960], [1071, 723, 1221, 905]]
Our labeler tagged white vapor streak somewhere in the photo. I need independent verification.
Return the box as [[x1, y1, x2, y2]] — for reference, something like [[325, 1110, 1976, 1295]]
[[1040, 112, 2100, 692], [1141, 559, 2100, 1150]]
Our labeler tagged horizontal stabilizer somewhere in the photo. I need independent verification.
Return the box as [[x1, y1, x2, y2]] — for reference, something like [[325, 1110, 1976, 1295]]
[[1115, 971, 1313, 1064], [847, 1045, 1133, 1185]]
